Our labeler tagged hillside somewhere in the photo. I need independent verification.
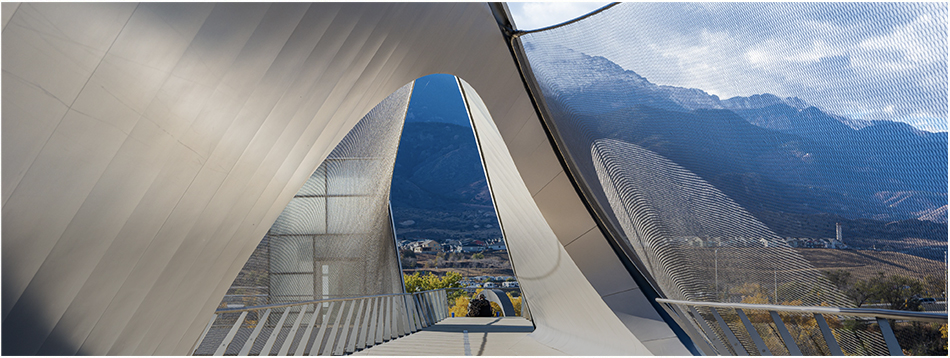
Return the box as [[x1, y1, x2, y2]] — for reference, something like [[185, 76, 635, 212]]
[[525, 43, 947, 248], [390, 122, 503, 242], [795, 248, 946, 282]]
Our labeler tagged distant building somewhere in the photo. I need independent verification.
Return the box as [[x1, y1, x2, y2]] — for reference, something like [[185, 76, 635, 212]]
[[409, 239, 441, 253]]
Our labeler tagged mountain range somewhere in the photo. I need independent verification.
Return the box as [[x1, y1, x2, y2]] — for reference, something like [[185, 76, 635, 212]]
[[524, 42, 947, 249], [389, 122, 502, 242]]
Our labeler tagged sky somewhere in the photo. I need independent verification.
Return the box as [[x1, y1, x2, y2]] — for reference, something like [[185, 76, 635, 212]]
[[510, 2, 948, 132], [406, 74, 471, 127], [506, 2, 609, 31]]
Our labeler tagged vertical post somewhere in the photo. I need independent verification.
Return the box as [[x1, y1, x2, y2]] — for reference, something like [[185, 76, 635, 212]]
[[382, 296, 393, 341], [813, 313, 844, 356], [295, 305, 321, 356], [401, 294, 415, 335], [768, 311, 802, 356], [192, 314, 218, 355], [277, 306, 309, 356], [346, 299, 366, 353], [333, 300, 358, 355], [214, 311, 248, 356], [323, 300, 347, 355], [261, 308, 291, 355], [876, 317, 904, 356], [735, 309, 772, 355], [687, 306, 731, 355], [238, 309, 272, 356], [710, 307, 748, 355], [357, 299, 371, 350], [309, 302, 336, 356]]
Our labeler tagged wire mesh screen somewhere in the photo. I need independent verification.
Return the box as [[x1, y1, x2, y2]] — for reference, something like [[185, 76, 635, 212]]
[[220, 82, 412, 310], [519, 2, 947, 355]]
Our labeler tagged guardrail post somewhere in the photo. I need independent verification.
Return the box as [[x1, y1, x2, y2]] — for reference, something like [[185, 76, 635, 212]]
[[382, 296, 393, 341], [876, 317, 904, 356], [735, 309, 771, 355], [366, 297, 379, 347], [349, 299, 366, 353], [768, 311, 802, 355], [296, 304, 321, 356], [277, 305, 309, 355], [357, 299, 371, 350], [261, 308, 291, 355], [323, 300, 347, 355], [813, 313, 844, 356], [687, 306, 731, 355], [334, 300, 358, 355], [192, 314, 218, 355], [709, 307, 748, 355], [214, 311, 247, 355], [238, 309, 271, 356], [309, 301, 335, 356]]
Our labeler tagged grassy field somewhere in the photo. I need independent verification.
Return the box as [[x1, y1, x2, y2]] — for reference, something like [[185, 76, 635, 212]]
[[402, 251, 513, 277], [794, 248, 946, 281]]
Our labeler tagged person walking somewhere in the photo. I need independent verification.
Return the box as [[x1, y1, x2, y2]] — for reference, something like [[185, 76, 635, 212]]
[[467, 294, 493, 317]]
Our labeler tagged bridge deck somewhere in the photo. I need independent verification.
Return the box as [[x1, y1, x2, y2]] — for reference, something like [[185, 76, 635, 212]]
[[352, 317, 564, 356]]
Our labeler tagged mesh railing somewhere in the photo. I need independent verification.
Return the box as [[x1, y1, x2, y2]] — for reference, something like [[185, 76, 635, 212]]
[[192, 289, 449, 355], [514, 2, 947, 355], [658, 298, 948, 356], [220, 83, 412, 310]]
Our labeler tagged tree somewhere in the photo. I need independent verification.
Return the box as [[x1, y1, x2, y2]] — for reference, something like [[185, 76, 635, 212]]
[[449, 296, 470, 317], [400, 249, 417, 269], [507, 292, 522, 316], [471, 252, 485, 260], [403, 271, 465, 301]]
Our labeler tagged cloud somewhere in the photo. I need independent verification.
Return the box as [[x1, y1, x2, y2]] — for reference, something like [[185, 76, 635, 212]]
[[507, 2, 610, 30], [520, 2, 947, 131]]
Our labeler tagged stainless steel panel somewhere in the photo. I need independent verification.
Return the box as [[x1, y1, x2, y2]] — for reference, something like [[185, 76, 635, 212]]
[[601, 288, 681, 345], [532, 172, 599, 244], [1, 72, 69, 205], [2, 3, 134, 105], [1, 2, 19, 30], [463, 78, 656, 355], [2, 2, 668, 355], [563, 229, 638, 295]]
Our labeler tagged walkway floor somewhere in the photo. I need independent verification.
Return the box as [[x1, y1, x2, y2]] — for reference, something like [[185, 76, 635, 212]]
[[352, 317, 565, 356]]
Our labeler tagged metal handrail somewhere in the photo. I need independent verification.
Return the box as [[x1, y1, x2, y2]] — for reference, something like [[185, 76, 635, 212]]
[[214, 289, 447, 314], [657, 298, 948, 356], [193, 289, 450, 355], [656, 298, 948, 323]]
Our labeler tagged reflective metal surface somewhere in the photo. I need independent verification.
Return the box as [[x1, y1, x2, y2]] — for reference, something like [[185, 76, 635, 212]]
[[3, 3, 666, 355]]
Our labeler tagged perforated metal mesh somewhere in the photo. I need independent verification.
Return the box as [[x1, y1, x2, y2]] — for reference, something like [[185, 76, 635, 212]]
[[220, 82, 412, 309], [519, 2, 946, 355]]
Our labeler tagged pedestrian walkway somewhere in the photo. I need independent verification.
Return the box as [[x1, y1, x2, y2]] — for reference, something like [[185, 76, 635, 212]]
[[352, 317, 565, 356]]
